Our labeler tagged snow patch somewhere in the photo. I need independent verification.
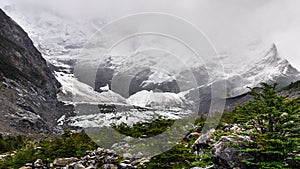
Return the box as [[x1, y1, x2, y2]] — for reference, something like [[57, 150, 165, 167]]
[[126, 90, 184, 109], [55, 71, 125, 104]]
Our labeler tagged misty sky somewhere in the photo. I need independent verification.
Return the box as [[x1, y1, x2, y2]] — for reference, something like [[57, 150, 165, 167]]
[[1, 0, 300, 70]]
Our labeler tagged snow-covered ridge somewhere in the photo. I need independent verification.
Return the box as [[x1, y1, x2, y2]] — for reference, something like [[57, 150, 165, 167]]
[[228, 44, 300, 96], [2, 4, 300, 105], [3, 3, 300, 129]]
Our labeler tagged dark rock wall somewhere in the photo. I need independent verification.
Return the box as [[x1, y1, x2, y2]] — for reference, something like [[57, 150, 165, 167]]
[[0, 9, 64, 134]]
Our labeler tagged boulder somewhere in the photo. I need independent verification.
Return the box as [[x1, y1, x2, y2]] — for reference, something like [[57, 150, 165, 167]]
[[33, 159, 44, 168], [19, 167, 32, 169], [133, 152, 144, 159], [122, 153, 133, 160], [130, 158, 150, 166], [75, 164, 86, 169], [101, 164, 118, 169], [53, 158, 68, 167], [223, 124, 241, 133], [120, 162, 132, 169], [190, 166, 214, 169], [53, 157, 79, 167], [192, 129, 215, 155], [211, 134, 254, 169]]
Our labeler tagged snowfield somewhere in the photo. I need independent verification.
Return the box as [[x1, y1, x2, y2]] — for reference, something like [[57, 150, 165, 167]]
[[126, 90, 184, 109]]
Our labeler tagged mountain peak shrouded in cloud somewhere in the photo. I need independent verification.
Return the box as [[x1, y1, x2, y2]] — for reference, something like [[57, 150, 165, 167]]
[[260, 43, 281, 64], [0, 2, 299, 168], [1, 0, 299, 70], [226, 43, 300, 96], [1, 2, 299, 100]]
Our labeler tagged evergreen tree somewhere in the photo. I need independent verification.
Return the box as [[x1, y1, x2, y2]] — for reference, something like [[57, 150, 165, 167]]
[[236, 83, 300, 169]]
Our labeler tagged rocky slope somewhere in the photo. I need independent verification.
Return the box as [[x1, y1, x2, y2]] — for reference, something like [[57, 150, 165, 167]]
[[3, 82, 299, 169], [19, 147, 150, 169], [224, 80, 300, 112], [0, 9, 69, 134]]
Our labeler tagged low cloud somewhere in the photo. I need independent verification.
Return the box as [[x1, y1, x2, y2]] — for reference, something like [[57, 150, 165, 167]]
[[1, 0, 300, 69]]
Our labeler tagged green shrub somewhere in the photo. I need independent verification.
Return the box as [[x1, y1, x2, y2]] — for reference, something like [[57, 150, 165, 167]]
[[0, 131, 98, 169], [112, 116, 175, 138], [0, 134, 25, 154], [235, 83, 300, 169]]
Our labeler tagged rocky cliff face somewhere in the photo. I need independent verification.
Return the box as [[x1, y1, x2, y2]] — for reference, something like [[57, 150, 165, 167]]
[[0, 9, 66, 134]]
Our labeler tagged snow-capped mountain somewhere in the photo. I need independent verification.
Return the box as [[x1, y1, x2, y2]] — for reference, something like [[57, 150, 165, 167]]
[[2, 5, 103, 61], [2, 4, 299, 115], [227, 44, 300, 96]]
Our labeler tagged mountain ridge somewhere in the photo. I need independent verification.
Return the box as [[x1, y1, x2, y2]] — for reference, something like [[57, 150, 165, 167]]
[[2, 5, 299, 101], [227, 43, 300, 96], [1, 5, 300, 126]]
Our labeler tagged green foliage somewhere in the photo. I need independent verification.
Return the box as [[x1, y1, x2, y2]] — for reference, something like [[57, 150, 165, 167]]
[[0, 134, 25, 154], [140, 143, 212, 169], [0, 130, 98, 169], [193, 116, 206, 129], [138, 116, 213, 168], [1, 82, 299, 169], [235, 83, 300, 169], [0, 148, 36, 169], [112, 117, 175, 138]]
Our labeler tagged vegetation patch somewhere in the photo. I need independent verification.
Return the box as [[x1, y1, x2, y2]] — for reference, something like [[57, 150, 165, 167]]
[[112, 117, 175, 138], [230, 83, 300, 169], [0, 131, 97, 169], [0, 83, 299, 169]]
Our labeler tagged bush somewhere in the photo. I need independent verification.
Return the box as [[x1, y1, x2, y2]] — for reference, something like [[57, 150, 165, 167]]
[[112, 116, 174, 138], [0, 134, 25, 154], [0, 131, 98, 169]]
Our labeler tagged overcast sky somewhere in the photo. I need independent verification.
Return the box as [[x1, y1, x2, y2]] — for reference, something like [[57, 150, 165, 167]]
[[1, 0, 300, 69]]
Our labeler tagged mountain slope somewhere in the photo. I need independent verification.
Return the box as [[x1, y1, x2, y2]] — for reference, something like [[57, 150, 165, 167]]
[[227, 44, 300, 96], [2, 4, 299, 113], [0, 9, 66, 134], [224, 80, 300, 112]]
